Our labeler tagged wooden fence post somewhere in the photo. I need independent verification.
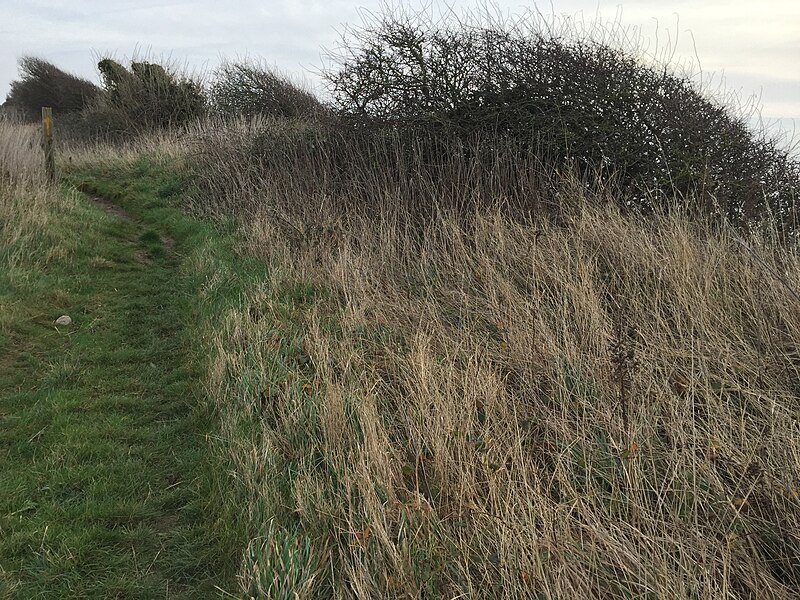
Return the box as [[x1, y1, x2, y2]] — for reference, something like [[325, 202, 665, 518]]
[[42, 107, 55, 182]]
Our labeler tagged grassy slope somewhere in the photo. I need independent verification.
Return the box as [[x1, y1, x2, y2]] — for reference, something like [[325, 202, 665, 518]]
[[0, 159, 255, 598], [196, 121, 800, 597]]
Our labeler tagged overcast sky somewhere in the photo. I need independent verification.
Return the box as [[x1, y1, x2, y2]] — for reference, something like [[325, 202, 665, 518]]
[[1, 0, 797, 142]]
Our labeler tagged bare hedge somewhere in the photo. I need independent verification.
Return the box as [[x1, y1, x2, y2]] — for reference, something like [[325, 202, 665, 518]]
[[209, 61, 323, 119], [324, 8, 799, 234]]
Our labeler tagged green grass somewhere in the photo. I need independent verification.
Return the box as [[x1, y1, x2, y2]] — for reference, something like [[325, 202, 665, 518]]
[[0, 158, 261, 598]]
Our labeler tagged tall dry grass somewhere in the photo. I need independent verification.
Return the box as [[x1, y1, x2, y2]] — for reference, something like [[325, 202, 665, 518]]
[[196, 121, 800, 598], [0, 118, 40, 177], [61, 126, 188, 170], [0, 119, 76, 269]]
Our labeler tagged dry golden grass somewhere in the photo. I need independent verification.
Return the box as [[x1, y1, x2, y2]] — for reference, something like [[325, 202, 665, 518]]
[[206, 175, 800, 597], [0, 118, 40, 177], [0, 119, 77, 269], [62, 126, 188, 170]]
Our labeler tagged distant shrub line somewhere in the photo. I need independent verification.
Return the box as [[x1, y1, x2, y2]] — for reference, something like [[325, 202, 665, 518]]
[[3, 7, 798, 235], [2, 56, 321, 140]]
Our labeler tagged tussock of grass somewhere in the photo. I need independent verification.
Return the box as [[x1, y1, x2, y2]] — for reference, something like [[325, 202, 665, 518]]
[[206, 172, 800, 597], [0, 120, 78, 269], [0, 119, 40, 176]]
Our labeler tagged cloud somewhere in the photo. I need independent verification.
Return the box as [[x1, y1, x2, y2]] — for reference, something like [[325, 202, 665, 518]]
[[1, 0, 798, 123]]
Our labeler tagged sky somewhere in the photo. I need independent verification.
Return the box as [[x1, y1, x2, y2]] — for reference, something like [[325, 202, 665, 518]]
[[0, 0, 797, 145]]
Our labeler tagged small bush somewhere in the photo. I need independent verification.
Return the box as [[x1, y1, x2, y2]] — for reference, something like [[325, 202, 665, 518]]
[[89, 57, 206, 135], [209, 61, 323, 119], [3, 56, 100, 121]]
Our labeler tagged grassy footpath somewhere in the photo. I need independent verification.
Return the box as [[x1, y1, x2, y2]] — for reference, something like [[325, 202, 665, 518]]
[[0, 159, 256, 598]]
